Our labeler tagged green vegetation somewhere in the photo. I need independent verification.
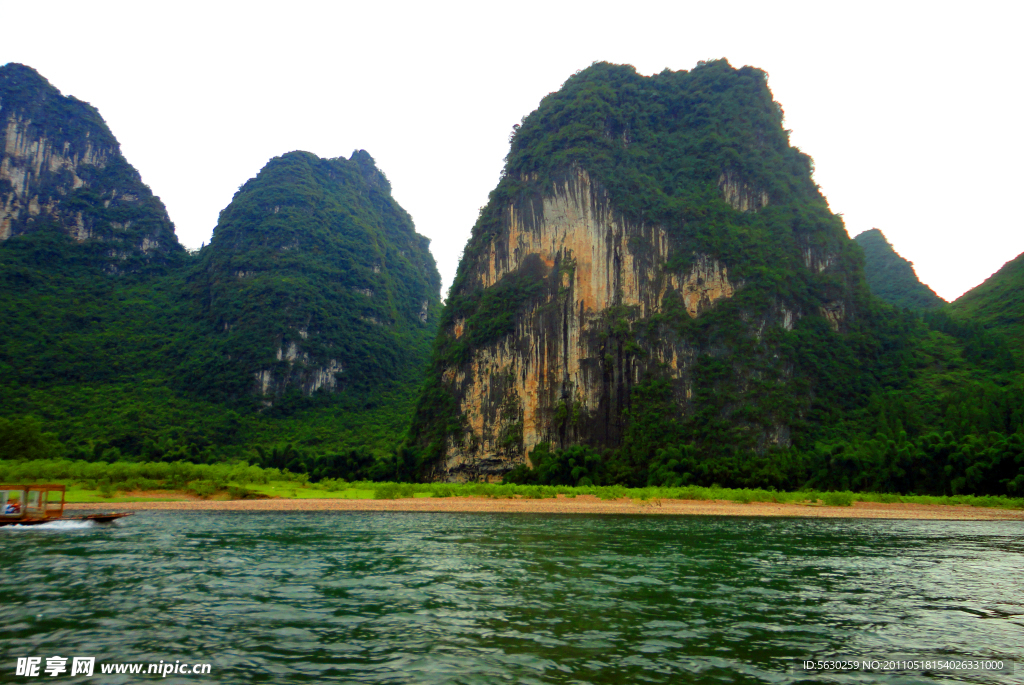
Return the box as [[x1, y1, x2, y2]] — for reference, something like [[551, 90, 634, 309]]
[[949, 250, 1024, 362], [1, 65, 441, 471], [853, 229, 945, 310], [3, 458, 1021, 509], [0, 63, 182, 270], [0, 211, 434, 469], [408, 59, 1023, 493], [504, 417, 1024, 496], [0, 458, 300, 497]]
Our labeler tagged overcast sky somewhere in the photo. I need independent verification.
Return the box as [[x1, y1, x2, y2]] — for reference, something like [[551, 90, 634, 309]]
[[3, 0, 1021, 301]]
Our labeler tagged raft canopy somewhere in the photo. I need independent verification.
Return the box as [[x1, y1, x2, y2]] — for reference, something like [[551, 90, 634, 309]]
[[0, 484, 65, 520]]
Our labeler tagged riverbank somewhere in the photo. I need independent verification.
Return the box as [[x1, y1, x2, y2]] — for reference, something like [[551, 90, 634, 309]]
[[68, 495, 1024, 519]]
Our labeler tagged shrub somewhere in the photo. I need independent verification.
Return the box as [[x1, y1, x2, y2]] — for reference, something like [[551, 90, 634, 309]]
[[823, 491, 854, 507]]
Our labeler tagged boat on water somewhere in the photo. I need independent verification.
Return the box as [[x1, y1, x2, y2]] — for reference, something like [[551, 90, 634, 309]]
[[0, 484, 132, 526]]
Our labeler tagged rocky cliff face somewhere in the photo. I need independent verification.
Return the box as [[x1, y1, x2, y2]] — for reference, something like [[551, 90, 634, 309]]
[[191, 150, 441, 401], [0, 63, 180, 268], [436, 168, 735, 477], [411, 60, 865, 482], [427, 168, 846, 481]]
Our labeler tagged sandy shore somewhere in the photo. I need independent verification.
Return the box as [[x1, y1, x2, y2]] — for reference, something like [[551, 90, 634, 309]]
[[67, 496, 1024, 520]]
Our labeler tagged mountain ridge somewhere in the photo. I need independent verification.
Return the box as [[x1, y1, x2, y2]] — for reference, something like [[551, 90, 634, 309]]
[[853, 228, 945, 310], [949, 250, 1024, 361]]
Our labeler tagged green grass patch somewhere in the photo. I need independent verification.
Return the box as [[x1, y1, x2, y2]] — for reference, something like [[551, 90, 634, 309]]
[[245, 482, 374, 500], [64, 488, 189, 503], [5, 459, 1022, 508]]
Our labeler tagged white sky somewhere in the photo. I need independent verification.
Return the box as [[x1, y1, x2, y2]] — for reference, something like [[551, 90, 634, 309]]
[[3, 0, 1021, 302]]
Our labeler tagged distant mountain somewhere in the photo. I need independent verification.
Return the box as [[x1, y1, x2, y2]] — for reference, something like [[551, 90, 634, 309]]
[[853, 229, 945, 310], [0, 66, 442, 466], [0, 63, 181, 271], [949, 250, 1024, 359], [187, 150, 442, 402]]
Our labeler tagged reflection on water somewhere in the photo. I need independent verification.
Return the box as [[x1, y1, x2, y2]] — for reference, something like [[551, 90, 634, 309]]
[[1, 513, 1021, 683]]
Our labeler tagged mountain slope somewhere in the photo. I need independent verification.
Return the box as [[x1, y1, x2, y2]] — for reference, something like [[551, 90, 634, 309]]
[[0, 65, 442, 464], [408, 60, 916, 483], [0, 63, 181, 270], [0, 151, 443, 463], [853, 229, 945, 310], [0, 63, 199, 456], [187, 150, 441, 403], [949, 250, 1024, 360]]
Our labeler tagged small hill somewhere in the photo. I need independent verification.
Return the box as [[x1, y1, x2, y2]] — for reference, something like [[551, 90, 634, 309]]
[[853, 229, 945, 310], [949, 250, 1024, 359]]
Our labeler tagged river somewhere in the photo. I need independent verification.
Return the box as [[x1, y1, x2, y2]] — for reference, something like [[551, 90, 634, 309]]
[[1, 512, 1021, 683]]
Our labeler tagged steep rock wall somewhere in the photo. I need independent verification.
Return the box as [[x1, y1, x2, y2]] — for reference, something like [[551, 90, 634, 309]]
[[0, 63, 180, 267], [718, 170, 769, 212], [1, 114, 108, 240], [424, 163, 855, 482], [430, 169, 769, 481]]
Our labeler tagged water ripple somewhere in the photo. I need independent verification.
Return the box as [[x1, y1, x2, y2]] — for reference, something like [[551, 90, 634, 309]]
[[1, 513, 1021, 683]]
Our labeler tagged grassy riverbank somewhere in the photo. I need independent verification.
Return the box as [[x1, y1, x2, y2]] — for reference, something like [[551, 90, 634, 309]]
[[4, 458, 1023, 509]]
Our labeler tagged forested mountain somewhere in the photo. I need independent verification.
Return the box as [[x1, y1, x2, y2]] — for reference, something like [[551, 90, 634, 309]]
[[404, 60, 1024, 496], [2, 61, 1021, 497], [853, 229, 945, 310], [186, 150, 441, 403], [0, 65, 441, 472], [0, 64, 181, 270], [949, 251, 1024, 362]]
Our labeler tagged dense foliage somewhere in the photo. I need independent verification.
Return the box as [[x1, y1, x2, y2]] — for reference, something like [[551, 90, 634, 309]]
[[0, 223, 432, 467], [406, 60, 1023, 496], [3, 457, 1022, 509], [0, 63, 182, 269], [1, 71, 441, 473], [949, 250, 1024, 362], [853, 229, 945, 310]]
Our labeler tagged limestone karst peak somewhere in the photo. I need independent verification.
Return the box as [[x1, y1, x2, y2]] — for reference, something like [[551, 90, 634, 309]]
[[0, 63, 180, 268], [349, 149, 391, 193], [407, 60, 883, 483], [190, 150, 439, 401]]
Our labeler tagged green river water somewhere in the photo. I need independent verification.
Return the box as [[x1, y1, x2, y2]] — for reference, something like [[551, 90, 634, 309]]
[[1, 512, 1021, 684]]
